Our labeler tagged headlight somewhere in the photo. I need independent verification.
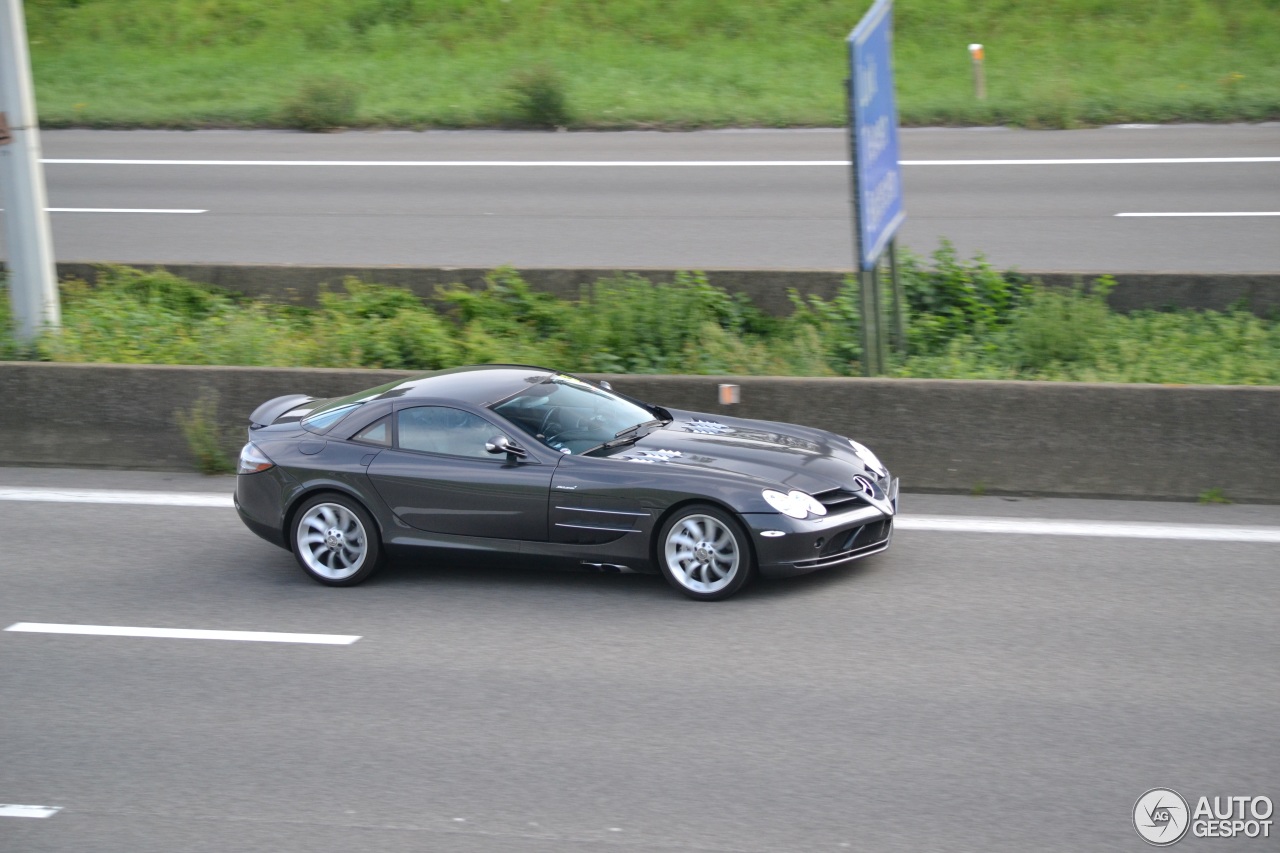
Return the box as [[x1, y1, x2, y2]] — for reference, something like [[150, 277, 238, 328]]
[[762, 489, 827, 520], [238, 442, 275, 474], [847, 438, 887, 477]]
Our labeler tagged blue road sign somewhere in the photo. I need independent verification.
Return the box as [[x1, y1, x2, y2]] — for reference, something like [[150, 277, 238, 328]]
[[848, 0, 905, 270]]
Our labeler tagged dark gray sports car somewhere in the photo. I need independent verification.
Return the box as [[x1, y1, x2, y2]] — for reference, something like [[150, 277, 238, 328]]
[[235, 365, 897, 600]]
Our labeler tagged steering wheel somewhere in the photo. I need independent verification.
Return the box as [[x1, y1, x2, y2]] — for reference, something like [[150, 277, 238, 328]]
[[541, 407, 605, 439], [542, 430, 602, 452], [539, 407, 563, 437]]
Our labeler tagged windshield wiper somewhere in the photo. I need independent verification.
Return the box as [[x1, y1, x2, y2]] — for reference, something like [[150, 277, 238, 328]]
[[584, 419, 667, 456]]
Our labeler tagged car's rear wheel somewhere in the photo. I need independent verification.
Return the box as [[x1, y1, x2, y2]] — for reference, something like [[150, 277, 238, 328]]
[[292, 493, 383, 586], [657, 504, 754, 601]]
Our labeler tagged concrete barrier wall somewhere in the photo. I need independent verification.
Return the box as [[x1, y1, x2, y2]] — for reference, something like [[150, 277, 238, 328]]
[[2, 362, 1276, 502], [54, 263, 1280, 317]]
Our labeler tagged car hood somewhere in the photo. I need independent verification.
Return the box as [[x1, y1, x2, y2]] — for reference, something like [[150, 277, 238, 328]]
[[609, 410, 886, 497]]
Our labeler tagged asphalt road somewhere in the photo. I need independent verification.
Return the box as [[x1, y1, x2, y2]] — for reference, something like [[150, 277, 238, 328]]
[[5, 123, 1276, 272], [3, 468, 1277, 852]]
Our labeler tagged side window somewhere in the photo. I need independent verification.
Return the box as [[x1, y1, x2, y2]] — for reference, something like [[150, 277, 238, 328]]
[[351, 416, 391, 447], [396, 406, 502, 459]]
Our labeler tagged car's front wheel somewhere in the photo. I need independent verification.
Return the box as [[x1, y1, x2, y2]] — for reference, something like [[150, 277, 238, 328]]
[[657, 504, 754, 601], [292, 493, 383, 586]]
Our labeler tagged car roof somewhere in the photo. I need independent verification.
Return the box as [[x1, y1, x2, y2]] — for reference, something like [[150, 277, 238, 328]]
[[365, 364, 559, 406]]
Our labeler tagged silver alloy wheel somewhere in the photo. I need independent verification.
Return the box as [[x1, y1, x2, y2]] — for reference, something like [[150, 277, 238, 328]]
[[663, 513, 740, 594], [296, 502, 368, 581]]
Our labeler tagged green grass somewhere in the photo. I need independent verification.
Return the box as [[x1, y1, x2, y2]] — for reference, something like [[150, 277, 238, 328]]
[[4, 257, 1280, 385], [26, 0, 1280, 129]]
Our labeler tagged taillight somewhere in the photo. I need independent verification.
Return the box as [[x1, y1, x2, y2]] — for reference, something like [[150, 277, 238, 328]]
[[238, 442, 275, 474]]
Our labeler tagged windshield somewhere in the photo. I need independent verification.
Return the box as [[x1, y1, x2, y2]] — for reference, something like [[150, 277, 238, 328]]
[[490, 376, 659, 454]]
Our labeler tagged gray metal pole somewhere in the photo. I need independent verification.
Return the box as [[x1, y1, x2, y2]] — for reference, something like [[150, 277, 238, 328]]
[[859, 264, 882, 376], [872, 255, 888, 371], [0, 0, 59, 343], [876, 258, 889, 370], [888, 238, 906, 354]]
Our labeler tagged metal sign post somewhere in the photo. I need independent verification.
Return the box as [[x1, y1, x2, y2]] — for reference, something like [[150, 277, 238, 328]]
[[0, 0, 59, 343], [848, 0, 905, 376]]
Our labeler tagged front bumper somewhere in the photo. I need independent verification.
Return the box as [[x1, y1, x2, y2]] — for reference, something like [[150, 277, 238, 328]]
[[748, 477, 898, 578]]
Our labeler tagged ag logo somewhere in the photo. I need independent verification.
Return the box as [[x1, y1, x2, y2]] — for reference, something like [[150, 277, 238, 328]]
[[1134, 788, 1191, 846]]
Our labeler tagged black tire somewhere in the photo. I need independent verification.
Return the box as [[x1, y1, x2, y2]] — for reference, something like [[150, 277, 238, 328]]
[[656, 504, 755, 601], [291, 492, 383, 586]]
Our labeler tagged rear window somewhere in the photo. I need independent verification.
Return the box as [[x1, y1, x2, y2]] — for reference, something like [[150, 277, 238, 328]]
[[301, 403, 361, 432]]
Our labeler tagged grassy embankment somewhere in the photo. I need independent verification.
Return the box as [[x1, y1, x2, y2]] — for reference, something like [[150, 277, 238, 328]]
[[28, 0, 1280, 130], [3, 254, 1278, 385]]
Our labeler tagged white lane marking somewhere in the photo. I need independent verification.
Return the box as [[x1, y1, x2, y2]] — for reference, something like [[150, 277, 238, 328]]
[[0, 207, 206, 213], [1116, 211, 1280, 217], [2, 486, 1277, 543], [40, 156, 1280, 167], [905, 157, 1280, 166], [5, 623, 361, 645], [0, 487, 232, 507], [50, 207, 207, 214], [898, 516, 1280, 543], [0, 804, 62, 818]]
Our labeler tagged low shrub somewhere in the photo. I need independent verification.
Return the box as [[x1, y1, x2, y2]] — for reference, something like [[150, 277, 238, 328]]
[[280, 76, 361, 130], [4, 259, 1279, 386], [502, 65, 572, 129], [176, 389, 236, 474], [1006, 277, 1115, 371]]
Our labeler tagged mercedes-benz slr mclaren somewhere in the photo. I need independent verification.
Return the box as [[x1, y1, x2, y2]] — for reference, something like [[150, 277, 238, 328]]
[[235, 365, 897, 600]]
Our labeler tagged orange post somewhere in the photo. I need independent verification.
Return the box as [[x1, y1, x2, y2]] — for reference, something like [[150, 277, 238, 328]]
[[968, 43, 987, 100]]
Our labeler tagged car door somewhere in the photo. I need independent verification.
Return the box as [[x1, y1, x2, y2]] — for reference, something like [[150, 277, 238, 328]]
[[365, 404, 554, 541]]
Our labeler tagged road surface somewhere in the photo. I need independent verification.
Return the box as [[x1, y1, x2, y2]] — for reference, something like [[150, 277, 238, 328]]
[[3, 467, 1277, 852], [5, 123, 1277, 272]]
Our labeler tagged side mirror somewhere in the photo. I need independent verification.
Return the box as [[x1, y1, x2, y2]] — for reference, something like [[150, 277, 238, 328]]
[[598, 380, 613, 390], [485, 435, 528, 460]]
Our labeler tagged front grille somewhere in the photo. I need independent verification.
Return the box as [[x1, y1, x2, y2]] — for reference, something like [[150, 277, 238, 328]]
[[792, 520, 894, 571], [857, 519, 892, 546], [816, 518, 892, 558]]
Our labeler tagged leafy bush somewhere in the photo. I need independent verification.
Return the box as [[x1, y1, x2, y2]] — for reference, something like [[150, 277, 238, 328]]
[[900, 240, 1033, 355], [566, 272, 762, 373], [787, 275, 863, 373], [1007, 277, 1114, 371], [280, 76, 361, 130], [503, 65, 572, 128], [176, 389, 236, 474], [5, 261, 1280, 386], [306, 279, 463, 369]]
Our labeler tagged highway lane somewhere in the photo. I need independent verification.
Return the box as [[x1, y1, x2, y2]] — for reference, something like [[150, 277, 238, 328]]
[[4, 124, 1276, 273], [2, 469, 1277, 852]]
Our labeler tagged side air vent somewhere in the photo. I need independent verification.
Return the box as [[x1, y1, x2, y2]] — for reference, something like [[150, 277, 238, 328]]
[[812, 488, 863, 511]]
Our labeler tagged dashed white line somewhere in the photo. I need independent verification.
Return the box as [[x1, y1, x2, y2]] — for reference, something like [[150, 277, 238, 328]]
[[897, 516, 1280, 543], [0, 804, 62, 818], [49, 207, 207, 214], [1116, 211, 1280, 218], [5, 623, 361, 645], [0, 487, 232, 507], [0, 207, 206, 213], [40, 156, 1280, 168]]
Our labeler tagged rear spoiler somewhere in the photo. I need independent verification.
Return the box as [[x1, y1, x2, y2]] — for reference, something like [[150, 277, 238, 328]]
[[249, 394, 317, 429]]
